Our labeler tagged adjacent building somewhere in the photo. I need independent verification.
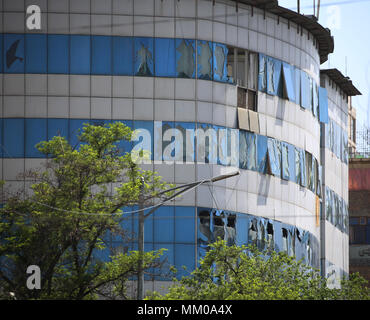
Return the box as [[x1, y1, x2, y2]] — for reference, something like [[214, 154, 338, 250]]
[[0, 0, 361, 292]]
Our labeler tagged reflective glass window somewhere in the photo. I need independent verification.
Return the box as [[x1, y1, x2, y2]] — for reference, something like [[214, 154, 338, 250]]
[[213, 43, 229, 83], [70, 35, 91, 74], [175, 121, 196, 163], [239, 131, 248, 170], [294, 67, 301, 105], [313, 81, 319, 118], [112, 120, 133, 156], [295, 147, 301, 184], [300, 148, 307, 187], [288, 144, 296, 183], [91, 36, 112, 75], [3, 118, 24, 158], [69, 119, 89, 148], [257, 134, 268, 174], [112, 36, 133, 75], [267, 57, 282, 96], [258, 53, 267, 92], [198, 208, 213, 247], [153, 206, 174, 243], [133, 120, 154, 161], [300, 71, 310, 109], [155, 38, 176, 77], [134, 37, 154, 76], [197, 40, 212, 80], [175, 244, 195, 278], [282, 63, 295, 102], [175, 39, 196, 78], [281, 142, 290, 180], [267, 138, 281, 178], [48, 35, 69, 74], [319, 87, 329, 123], [196, 123, 218, 164], [175, 206, 195, 244], [26, 34, 47, 73], [25, 118, 47, 158], [48, 118, 69, 142], [4, 34, 25, 73]]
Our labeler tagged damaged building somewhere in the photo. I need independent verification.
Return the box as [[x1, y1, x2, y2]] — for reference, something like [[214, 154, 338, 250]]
[[0, 0, 361, 292]]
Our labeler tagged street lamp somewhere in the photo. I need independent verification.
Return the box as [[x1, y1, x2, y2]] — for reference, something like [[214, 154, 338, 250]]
[[136, 170, 240, 300]]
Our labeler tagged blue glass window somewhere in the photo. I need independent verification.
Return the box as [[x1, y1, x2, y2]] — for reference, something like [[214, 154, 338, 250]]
[[48, 118, 69, 141], [258, 54, 267, 92], [313, 81, 319, 118], [300, 148, 307, 187], [155, 38, 175, 77], [26, 34, 47, 73], [132, 120, 154, 161], [175, 244, 195, 279], [196, 123, 218, 164], [266, 57, 282, 96], [175, 206, 195, 244], [70, 35, 91, 74], [3, 118, 24, 158], [236, 213, 248, 246], [69, 119, 89, 148], [144, 212, 154, 243], [257, 135, 268, 174], [288, 143, 296, 183], [153, 206, 174, 243], [197, 40, 213, 80], [294, 147, 301, 185], [213, 43, 229, 83], [282, 63, 295, 102], [134, 37, 154, 76], [48, 35, 69, 74], [91, 36, 112, 75], [281, 142, 290, 181], [113, 120, 133, 156], [4, 34, 25, 73], [176, 39, 196, 79], [294, 67, 301, 105], [154, 243, 174, 280], [300, 71, 310, 109], [239, 131, 248, 170], [174, 122, 196, 163], [319, 87, 329, 123], [267, 138, 281, 178], [112, 36, 133, 75], [25, 119, 47, 158]]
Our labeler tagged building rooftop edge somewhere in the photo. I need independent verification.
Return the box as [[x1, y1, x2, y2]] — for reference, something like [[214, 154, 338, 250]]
[[229, 0, 334, 64], [321, 69, 362, 96]]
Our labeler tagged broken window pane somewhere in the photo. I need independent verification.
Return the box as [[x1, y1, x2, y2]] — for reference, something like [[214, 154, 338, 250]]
[[313, 81, 319, 118], [295, 147, 301, 185], [282, 227, 288, 253], [258, 53, 267, 92], [288, 144, 296, 183], [213, 43, 229, 83], [213, 210, 225, 241], [197, 40, 212, 80], [134, 37, 154, 76], [248, 218, 258, 247], [248, 52, 258, 90], [282, 62, 295, 102], [267, 221, 274, 252], [267, 138, 281, 178], [246, 131, 257, 171], [319, 87, 328, 123], [300, 149, 307, 187], [155, 38, 175, 77], [225, 214, 236, 246], [176, 39, 195, 78], [281, 142, 290, 181], [257, 134, 268, 174], [257, 219, 267, 251], [198, 209, 213, 247], [306, 152, 313, 192]]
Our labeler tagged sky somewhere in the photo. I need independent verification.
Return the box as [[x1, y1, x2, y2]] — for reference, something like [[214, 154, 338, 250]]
[[279, 0, 370, 131]]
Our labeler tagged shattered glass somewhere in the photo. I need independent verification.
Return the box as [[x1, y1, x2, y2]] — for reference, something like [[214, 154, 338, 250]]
[[267, 138, 281, 178], [213, 43, 228, 82], [176, 39, 195, 78], [258, 54, 267, 92], [134, 37, 154, 76], [197, 40, 212, 80], [281, 142, 290, 180]]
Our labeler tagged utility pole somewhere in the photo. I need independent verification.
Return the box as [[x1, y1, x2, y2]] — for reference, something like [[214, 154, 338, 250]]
[[137, 177, 145, 300], [136, 170, 240, 300]]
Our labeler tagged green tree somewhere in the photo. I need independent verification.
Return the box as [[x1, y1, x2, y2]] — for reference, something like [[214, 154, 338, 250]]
[[147, 240, 370, 300], [0, 122, 171, 300]]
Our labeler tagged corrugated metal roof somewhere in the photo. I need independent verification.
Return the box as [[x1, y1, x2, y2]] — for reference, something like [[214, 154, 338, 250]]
[[228, 0, 334, 64], [321, 69, 362, 96]]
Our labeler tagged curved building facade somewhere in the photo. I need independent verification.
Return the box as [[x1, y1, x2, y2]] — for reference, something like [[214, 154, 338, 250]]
[[0, 0, 359, 291]]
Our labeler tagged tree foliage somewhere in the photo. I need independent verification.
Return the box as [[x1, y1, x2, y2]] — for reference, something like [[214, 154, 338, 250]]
[[148, 240, 370, 300], [0, 122, 171, 300]]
